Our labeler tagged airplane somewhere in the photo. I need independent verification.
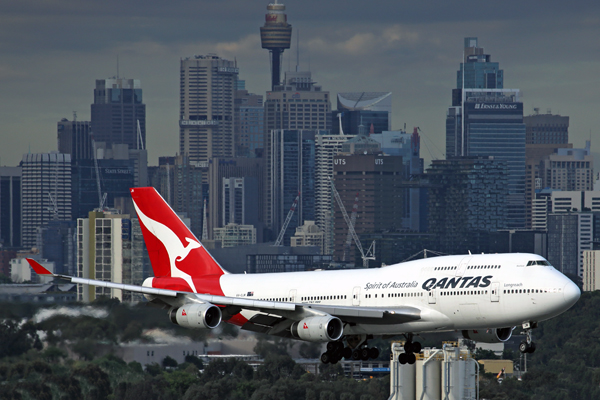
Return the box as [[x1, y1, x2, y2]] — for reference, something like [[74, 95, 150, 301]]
[[27, 187, 581, 365]]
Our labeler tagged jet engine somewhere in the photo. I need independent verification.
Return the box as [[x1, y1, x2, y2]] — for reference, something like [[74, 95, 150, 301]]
[[462, 327, 514, 343], [291, 316, 344, 342], [169, 303, 222, 329]]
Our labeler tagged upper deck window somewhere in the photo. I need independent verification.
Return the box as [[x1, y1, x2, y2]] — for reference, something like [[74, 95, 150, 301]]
[[526, 260, 550, 266]]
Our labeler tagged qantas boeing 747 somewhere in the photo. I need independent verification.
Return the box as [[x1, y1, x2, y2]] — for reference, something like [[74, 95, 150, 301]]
[[27, 187, 580, 365]]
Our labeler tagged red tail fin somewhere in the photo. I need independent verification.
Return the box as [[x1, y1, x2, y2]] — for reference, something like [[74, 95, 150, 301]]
[[130, 187, 228, 284]]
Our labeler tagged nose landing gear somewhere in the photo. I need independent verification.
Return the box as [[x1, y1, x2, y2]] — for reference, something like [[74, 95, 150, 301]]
[[519, 322, 537, 354]]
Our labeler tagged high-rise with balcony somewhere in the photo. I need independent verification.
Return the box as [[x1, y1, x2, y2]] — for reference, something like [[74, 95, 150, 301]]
[[180, 55, 238, 164]]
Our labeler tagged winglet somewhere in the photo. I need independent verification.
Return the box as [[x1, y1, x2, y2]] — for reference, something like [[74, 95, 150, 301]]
[[26, 259, 53, 276]]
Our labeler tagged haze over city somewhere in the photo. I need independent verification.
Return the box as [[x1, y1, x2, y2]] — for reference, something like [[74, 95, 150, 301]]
[[1, 0, 599, 167]]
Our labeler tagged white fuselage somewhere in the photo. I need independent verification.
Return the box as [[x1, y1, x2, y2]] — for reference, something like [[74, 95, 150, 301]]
[[219, 253, 580, 335]]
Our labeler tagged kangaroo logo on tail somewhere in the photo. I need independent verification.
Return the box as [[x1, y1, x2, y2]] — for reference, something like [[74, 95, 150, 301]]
[[132, 199, 200, 293]]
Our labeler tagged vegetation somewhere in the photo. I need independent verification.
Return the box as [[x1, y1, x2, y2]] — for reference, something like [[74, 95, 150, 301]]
[[0, 292, 598, 399]]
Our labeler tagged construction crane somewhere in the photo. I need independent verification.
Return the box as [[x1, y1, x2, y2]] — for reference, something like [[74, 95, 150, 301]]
[[330, 178, 375, 268], [342, 192, 360, 262], [274, 192, 300, 246]]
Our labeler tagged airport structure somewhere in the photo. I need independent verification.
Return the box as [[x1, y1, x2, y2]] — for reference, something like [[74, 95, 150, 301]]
[[389, 341, 478, 400], [259, 1, 292, 90]]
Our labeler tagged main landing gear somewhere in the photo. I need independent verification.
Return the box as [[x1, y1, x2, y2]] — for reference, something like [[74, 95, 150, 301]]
[[519, 321, 537, 354], [320, 338, 380, 364], [398, 334, 421, 365]]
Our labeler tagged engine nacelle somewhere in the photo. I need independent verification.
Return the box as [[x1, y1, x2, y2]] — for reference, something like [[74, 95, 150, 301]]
[[291, 316, 344, 342], [462, 327, 514, 343], [169, 303, 222, 329]]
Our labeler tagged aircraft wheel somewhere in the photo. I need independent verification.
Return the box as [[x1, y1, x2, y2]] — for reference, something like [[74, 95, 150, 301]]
[[407, 353, 416, 365], [321, 352, 331, 364], [519, 341, 528, 354], [369, 347, 380, 359], [352, 349, 361, 360], [327, 342, 336, 352], [360, 348, 370, 361], [398, 353, 408, 365], [342, 347, 352, 359], [411, 341, 422, 353], [527, 342, 536, 353]]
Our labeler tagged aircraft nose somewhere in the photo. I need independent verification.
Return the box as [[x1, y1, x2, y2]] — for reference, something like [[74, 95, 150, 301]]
[[563, 280, 581, 307]]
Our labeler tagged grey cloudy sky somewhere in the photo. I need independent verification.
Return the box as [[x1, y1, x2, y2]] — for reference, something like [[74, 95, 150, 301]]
[[1, 0, 599, 167]]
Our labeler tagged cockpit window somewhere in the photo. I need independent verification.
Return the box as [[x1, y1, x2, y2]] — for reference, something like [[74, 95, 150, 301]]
[[527, 260, 550, 266]]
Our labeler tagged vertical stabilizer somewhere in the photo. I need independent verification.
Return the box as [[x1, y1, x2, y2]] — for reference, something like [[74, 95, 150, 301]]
[[130, 188, 228, 286]]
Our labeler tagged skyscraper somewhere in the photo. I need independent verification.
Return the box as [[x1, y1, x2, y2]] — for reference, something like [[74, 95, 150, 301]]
[[234, 87, 264, 157], [91, 78, 146, 150], [524, 111, 569, 145], [267, 130, 317, 245], [427, 157, 508, 254], [332, 153, 404, 264], [21, 153, 71, 248], [180, 55, 238, 164], [0, 167, 21, 248], [446, 38, 526, 228], [57, 118, 93, 161]]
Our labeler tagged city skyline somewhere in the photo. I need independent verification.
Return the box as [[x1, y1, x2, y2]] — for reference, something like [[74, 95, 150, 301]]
[[1, 1, 599, 167]]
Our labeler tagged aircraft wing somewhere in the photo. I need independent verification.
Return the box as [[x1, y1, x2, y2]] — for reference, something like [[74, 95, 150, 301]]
[[27, 259, 422, 336]]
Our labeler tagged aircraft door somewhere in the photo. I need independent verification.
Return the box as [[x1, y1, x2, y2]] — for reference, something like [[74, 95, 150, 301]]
[[289, 289, 297, 303], [491, 282, 500, 302], [428, 288, 437, 304], [455, 256, 472, 277], [352, 286, 361, 306]]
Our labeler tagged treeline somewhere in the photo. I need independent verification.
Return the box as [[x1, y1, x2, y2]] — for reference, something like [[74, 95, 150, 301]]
[[1, 292, 600, 399], [0, 344, 388, 399]]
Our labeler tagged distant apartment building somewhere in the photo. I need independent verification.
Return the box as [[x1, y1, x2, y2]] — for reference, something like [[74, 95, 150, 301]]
[[582, 250, 600, 291], [290, 221, 325, 254], [213, 223, 256, 248], [77, 210, 145, 302], [539, 142, 593, 192]]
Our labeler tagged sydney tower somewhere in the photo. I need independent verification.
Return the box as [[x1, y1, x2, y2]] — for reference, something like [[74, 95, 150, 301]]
[[260, 1, 292, 90]]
